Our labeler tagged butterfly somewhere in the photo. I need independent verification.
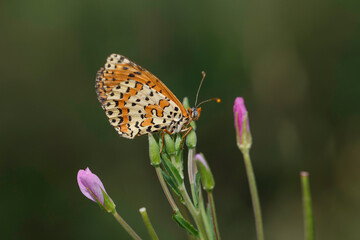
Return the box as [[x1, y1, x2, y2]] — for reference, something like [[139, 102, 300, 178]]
[[95, 54, 220, 145]]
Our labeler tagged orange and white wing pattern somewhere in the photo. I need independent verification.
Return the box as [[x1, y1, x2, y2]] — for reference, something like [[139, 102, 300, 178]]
[[95, 54, 189, 139]]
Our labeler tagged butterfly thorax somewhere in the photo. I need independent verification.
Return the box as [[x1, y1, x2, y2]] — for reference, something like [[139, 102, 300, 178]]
[[166, 114, 189, 134], [168, 106, 201, 132]]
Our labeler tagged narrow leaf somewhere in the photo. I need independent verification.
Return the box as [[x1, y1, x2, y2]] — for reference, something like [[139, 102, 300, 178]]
[[161, 152, 183, 185], [172, 211, 199, 237], [161, 169, 183, 201]]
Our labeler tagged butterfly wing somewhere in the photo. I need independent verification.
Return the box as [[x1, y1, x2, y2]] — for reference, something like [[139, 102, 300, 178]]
[[96, 54, 188, 138]]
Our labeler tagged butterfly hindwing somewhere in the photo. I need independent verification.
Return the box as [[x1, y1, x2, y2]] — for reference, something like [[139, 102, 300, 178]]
[[96, 54, 188, 139]]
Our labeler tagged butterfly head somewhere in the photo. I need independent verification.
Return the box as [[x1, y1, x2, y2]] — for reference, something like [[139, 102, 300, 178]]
[[189, 107, 202, 121]]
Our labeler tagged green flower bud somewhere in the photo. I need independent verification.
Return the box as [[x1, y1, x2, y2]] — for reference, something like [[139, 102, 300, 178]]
[[186, 129, 197, 149], [175, 134, 182, 152], [195, 153, 215, 192], [148, 134, 161, 166], [182, 97, 190, 109], [164, 133, 175, 156]]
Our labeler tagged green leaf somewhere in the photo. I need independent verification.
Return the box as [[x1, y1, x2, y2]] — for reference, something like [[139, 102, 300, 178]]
[[161, 169, 183, 201], [172, 211, 199, 238], [161, 152, 183, 186]]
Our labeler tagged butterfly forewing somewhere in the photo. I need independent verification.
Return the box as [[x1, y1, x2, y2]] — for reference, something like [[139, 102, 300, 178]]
[[96, 54, 189, 139]]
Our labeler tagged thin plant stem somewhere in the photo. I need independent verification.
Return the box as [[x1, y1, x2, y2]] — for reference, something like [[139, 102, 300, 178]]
[[112, 211, 142, 240], [199, 190, 214, 239], [208, 192, 221, 240], [155, 166, 179, 212], [242, 150, 264, 240], [179, 184, 209, 240], [300, 171, 315, 240], [139, 207, 159, 240], [188, 148, 196, 185], [188, 148, 198, 206]]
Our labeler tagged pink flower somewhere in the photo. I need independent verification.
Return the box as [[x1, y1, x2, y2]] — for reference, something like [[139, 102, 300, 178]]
[[233, 97, 252, 149], [77, 167, 114, 212]]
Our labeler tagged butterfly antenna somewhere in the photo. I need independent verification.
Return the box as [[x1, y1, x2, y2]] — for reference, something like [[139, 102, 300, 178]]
[[194, 71, 206, 106], [196, 97, 221, 108]]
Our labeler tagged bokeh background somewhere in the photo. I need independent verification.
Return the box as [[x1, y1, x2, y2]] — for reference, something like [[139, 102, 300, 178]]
[[1, 0, 360, 239]]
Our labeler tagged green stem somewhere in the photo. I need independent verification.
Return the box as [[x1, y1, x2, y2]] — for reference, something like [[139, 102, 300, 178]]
[[112, 211, 142, 240], [139, 207, 159, 240], [155, 166, 179, 212], [300, 172, 315, 240], [179, 185, 209, 240], [208, 192, 221, 240], [199, 190, 213, 239], [242, 150, 264, 240], [188, 148, 198, 207], [188, 148, 196, 185]]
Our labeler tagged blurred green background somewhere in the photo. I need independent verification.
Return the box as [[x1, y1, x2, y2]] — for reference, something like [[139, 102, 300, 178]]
[[1, 0, 360, 239]]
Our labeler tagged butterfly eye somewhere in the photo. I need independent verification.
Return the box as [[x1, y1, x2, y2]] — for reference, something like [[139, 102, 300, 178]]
[[191, 107, 198, 119]]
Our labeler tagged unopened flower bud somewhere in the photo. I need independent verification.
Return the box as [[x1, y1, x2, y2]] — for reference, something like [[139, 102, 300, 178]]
[[195, 153, 215, 192], [233, 97, 252, 150], [77, 168, 116, 213], [164, 133, 175, 156], [148, 134, 161, 166], [186, 129, 197, 149], [175, 134, 182, 152], [182, 97, 190, 109]]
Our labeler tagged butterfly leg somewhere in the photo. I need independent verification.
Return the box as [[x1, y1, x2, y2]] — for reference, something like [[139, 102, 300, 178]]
[[180, 126, 193, 148], [160, 129, 173, 154]]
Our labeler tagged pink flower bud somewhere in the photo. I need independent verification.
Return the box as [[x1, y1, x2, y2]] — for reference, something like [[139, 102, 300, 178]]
[[233, 97, 252, 149], [77, 167, 108, 206]]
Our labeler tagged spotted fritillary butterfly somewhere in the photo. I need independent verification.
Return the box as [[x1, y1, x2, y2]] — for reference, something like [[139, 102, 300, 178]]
[[95, 54, 219, 140]]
